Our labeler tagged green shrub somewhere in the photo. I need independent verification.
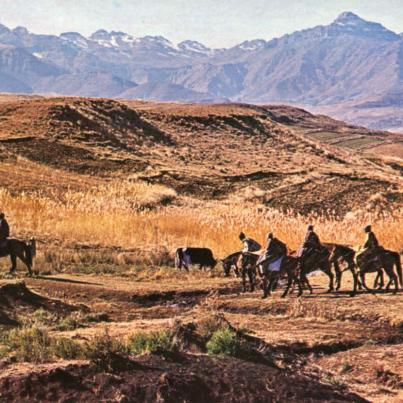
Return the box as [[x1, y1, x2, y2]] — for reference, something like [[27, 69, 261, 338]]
[[52, 337, 84, 360], [4, 325, 84, 363], [56, 315, 82, 331], [206, 328, 240, 356], [84, 329, 129, 372], [197, 314, 229, 341], [128, 330, 175, 355], [6, 326, 53, 363]]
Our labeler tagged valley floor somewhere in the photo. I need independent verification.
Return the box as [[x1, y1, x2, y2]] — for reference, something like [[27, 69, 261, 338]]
[[0, 270, 401, 402]]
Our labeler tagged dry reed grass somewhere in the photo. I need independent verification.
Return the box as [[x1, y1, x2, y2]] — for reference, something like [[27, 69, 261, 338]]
[[1, 182, 402, 263]]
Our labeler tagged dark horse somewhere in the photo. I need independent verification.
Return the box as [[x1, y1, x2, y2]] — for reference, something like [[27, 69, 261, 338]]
[[0, 239, 36, 276], [221, 252, 242, 277], [357, 249, 401, 294], [237, 252, 259, 292], [298, 247, 334, 295], [328, 244, 402, 295], [259, 254, 302, 299]]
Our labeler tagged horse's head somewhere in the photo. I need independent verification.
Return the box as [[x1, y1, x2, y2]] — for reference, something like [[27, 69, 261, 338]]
[[221, 258, 232, 277]]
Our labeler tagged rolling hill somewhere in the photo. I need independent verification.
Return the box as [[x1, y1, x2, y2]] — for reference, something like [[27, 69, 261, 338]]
[[0, 94, 401, 216]]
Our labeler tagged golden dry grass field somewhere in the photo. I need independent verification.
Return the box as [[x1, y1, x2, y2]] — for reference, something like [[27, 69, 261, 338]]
[[0, 94, 402, 402]]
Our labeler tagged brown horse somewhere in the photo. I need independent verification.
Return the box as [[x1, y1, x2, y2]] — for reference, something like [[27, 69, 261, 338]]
[[259, 254, 302, 299], [329, 244, 401, 295], [327, 244, 359, 295], [237, 252, 259, 292], [357, 249, 401, 294], [221, 252, 242, 277], [0, 239, 36, 276], [298, 247, 334, 295]]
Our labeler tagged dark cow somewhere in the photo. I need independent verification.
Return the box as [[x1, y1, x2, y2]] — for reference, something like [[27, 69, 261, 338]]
[[175, 247, 217, 271]]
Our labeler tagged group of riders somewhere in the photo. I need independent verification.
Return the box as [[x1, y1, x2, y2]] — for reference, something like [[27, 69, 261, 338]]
[[239, 224, 380, 273]]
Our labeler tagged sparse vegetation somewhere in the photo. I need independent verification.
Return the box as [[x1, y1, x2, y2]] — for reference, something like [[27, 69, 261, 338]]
[[84, 329, 129, 372], [128, 329, 176, 355], [206, 328, 241, 356]]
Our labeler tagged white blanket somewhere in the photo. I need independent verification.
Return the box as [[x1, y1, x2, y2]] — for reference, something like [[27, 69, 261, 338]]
[[267, 256, 283, 272]]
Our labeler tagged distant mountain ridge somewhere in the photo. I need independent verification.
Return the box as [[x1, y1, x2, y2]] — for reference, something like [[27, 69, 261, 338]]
[[0, 12, 403, 131]]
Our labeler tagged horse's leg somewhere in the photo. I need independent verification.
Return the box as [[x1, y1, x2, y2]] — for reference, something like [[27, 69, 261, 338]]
[[324, 263, 334, 292], [384, 265, 398, 293], [349, 265, 358, 296], [379, 270, 385, 288], [17, 249, 32, 276], [333, 260, 342, 291], [249, 267, 255, 292], [359, 271, 373, 293], [242, 269, 247, 293], [262, 276, 268, 298], [281, 269, 293, 298], [9, 253, 17, 274]]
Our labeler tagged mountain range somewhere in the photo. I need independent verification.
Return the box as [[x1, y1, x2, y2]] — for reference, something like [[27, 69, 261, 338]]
[[0, 11, 403, 131]]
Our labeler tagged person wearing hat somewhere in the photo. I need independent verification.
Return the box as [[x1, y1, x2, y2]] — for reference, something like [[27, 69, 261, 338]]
[[239, 232, 261, 253], [258, 232, 287, 267], [299, 224, 321, 258], [356, 225, 381, 267], [0, 212, 10, 249]]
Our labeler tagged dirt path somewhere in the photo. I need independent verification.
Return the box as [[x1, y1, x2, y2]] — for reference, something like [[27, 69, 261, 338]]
[[0, 271, 402, 402]]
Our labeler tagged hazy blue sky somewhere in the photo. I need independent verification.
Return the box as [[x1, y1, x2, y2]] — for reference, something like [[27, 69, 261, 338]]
[[1, 0, 403, 47]]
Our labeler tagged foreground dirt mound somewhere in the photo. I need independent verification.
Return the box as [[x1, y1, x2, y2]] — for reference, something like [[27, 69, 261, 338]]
[[0, 282, 83, 326], [0, 354, 367, 403]]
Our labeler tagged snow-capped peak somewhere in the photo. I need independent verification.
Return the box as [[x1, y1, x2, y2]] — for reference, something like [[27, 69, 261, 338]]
[[238, 39, 266, 51], [60, 32, 89, 48], [178, 40, 212, 55]]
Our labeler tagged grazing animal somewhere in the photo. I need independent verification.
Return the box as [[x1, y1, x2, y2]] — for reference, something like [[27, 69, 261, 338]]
[[175, 247, 217, 271], [221, 251, 242, 277], [0, 238, 36, 276]]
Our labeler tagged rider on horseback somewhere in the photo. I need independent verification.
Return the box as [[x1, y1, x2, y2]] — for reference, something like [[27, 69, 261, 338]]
[[0, 212, 9, 249], [299, 224, 321, 260], [258, 232, 287, 268], [356, 225, 382, 268], [239, 232, 261, 253]]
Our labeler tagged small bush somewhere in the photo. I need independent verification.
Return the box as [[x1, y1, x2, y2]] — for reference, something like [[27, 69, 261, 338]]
[[6, 326, 53, 363], [4, 325, 84, 363], [206, 328, 241, 356], [56, 314, 83, 331], [197, 314, 229, 341], [128, 330, 175, 355], [52, 337, 84, 360], [85, 329, 129, 372]]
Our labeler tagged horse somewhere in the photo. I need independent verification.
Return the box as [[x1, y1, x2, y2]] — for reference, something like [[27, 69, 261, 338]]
[[328, 244, 402, 295], [298, 246, 334, 295], [327, 244, 359, 294], [237, 252, 259, 292], [259, 254, 302, 299], [357, 249, 401, 294], [0, 238, 36, 276], [221, 252, 242, 277]]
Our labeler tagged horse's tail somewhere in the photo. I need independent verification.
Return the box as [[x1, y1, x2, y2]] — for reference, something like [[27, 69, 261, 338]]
[[175, 248, 183, 269]]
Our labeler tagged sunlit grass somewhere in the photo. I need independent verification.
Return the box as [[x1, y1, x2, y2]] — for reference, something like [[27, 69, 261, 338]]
[[1, 182, 402, 262]]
